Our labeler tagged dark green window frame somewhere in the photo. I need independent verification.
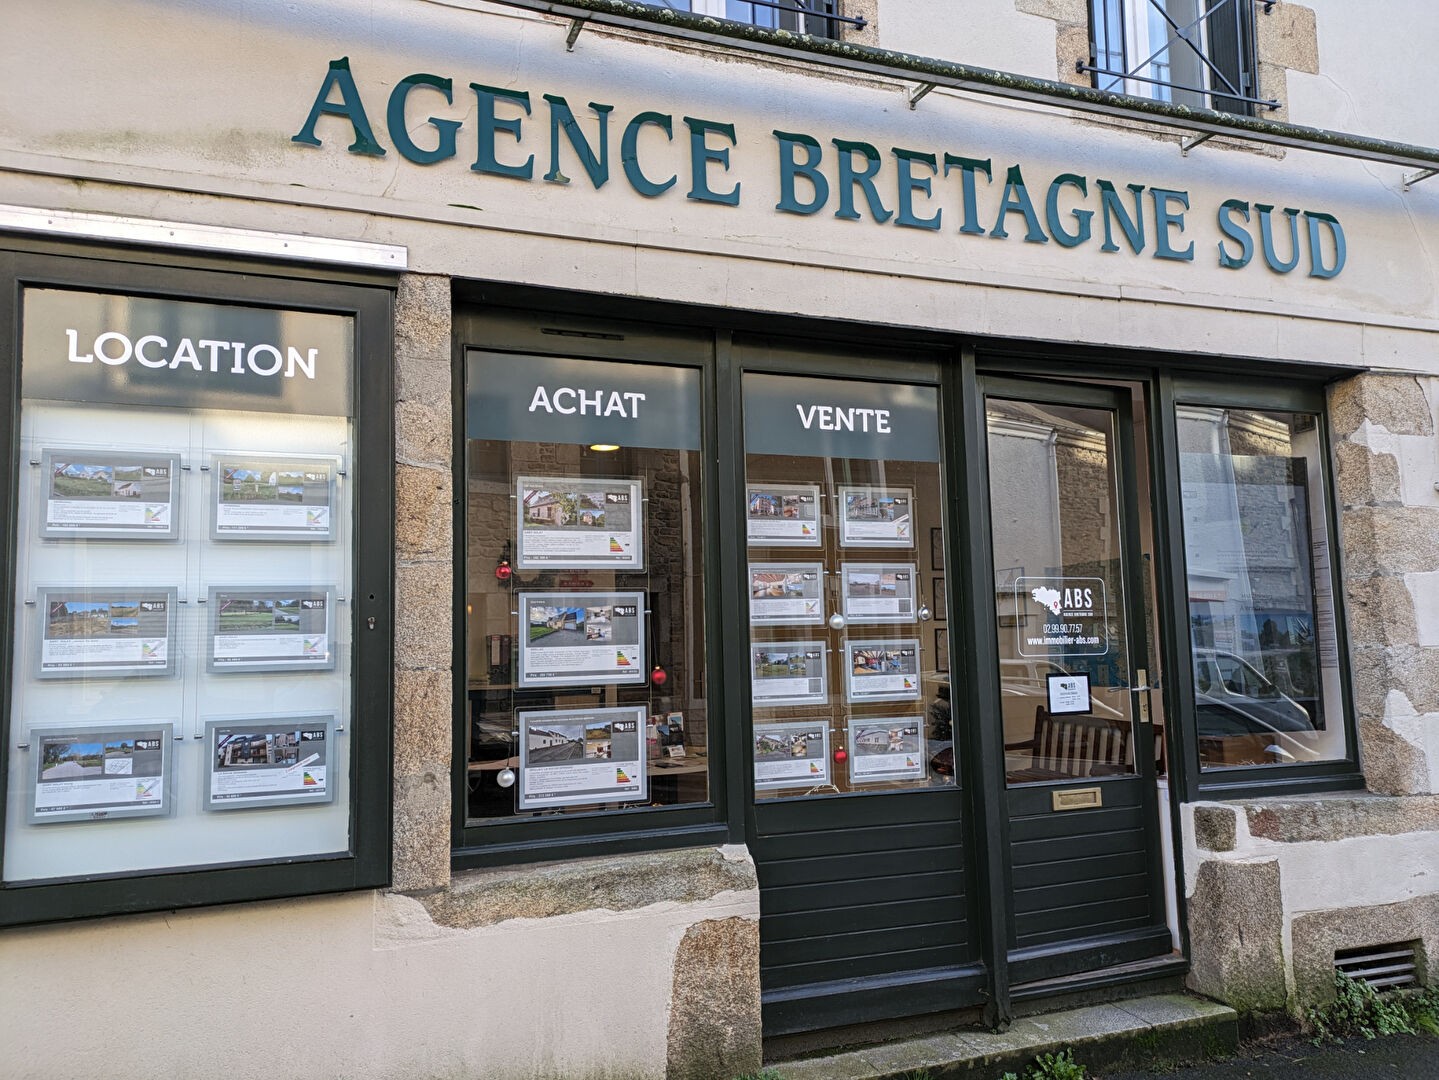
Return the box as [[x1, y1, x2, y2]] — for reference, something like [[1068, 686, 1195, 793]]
[[1157, 373, 1362, 801], [450, 306, 737, 868], [0, 239, 396, 928]]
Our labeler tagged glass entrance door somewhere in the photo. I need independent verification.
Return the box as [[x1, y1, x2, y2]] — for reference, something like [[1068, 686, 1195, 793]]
[[983, 378, 1172, 984]]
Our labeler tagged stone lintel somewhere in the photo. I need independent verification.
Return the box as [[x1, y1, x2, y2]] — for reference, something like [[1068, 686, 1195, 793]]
[[1220, 792, 1439, 843]]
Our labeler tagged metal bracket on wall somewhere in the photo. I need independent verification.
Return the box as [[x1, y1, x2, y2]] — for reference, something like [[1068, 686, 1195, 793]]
[[1403, 168, 1438, 190], [1180, 131, 1215, 157], [907, 82, 937, 110], [566, 16, 587, 50], [493, 0, 1439, 190]]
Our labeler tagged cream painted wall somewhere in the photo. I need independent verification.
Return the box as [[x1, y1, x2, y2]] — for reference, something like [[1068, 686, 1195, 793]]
[[1, 0, 1437, 372], [3, 0, 1439, 1055], [1290, 1, 1439, 148], [879, 0, 1063, 79], [0, 886, 758, 1080]]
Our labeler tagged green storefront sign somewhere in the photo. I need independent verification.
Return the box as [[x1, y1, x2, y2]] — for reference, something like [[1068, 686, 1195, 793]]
[[294, 57, 1346, 278]]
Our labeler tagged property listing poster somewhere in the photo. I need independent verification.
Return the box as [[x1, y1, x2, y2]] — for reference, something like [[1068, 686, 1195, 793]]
[[845, 639, 923, 703], [746, 484, 821, 546], [40, 449, 181, 539], [205, 718, 333, 809], [847, 719, 926, 783], [518, 592, 646, 687], [37, 587, 176, 678], [30, 724, 172, 823], [1014, 576, 1109, 658], [208, 587, 334, 672], [840, 563, 917, 623], [838, 486, 914, 548], [212, 455, 334, 540], [750, 641, 828, 706], [753, 721, 831, 790], [749, 563, 825, 626], [517, 705, 647, 810], [516, 476, 644, 570]]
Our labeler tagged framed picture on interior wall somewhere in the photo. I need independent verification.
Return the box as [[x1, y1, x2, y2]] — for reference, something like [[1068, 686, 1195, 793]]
[[931, 577, 946, 621], [930, 527, 945, 570], [935, 629, 949, 673]]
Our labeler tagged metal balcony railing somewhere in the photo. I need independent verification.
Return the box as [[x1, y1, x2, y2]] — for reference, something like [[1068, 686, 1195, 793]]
[[1078, 0, 1277, 114], [653, 0, 864, 39], [503, 0, 1439, 187]]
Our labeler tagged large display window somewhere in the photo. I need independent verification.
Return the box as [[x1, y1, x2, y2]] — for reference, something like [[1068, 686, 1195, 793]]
[[0, 250, 393, 926], [741, 372, 954, 799], [462, 349, 711, 833]]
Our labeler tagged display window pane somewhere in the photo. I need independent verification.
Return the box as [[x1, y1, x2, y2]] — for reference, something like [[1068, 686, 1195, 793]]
[[4, 288, 356, 882], [1176, 406, 1348, 769], [742, 373, 953, 799], [464, 352, 709, 822]]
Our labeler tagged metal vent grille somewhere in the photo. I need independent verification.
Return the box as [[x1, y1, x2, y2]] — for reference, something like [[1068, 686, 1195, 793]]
[[1335, 943, 1420, 992]]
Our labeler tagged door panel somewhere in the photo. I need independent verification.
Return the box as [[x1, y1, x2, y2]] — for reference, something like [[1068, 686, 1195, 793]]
[[983, 379, 1170, 984], [739, 360, 978, 1034], [762, 919, 970, 967]]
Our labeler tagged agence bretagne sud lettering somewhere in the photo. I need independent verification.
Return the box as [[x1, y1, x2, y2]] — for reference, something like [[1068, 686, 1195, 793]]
[[293, 57, 1347, 278]]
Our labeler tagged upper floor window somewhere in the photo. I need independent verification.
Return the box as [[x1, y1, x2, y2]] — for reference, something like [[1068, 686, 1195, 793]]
[[651, 0, 847, 38], [1086, 0, 1270, 115]]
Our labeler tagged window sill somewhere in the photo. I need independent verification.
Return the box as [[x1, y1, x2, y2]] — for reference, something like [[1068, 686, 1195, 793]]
[[432, 835, 756, 928], [450, 820, 734, 871], [1194, 769, 1364, 804]]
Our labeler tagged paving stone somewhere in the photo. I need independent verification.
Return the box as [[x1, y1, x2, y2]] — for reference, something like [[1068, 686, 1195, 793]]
[[980, 1003, 1141, 1051], [1117, 992, 1235, 1027], [771, 994, 1238, 1080], [779, 1048, 880, 1080], [858, 1032, 975, 1074]]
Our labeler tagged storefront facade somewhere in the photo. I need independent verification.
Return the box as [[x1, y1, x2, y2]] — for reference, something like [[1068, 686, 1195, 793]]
[[3, 2, 1439, 1077]]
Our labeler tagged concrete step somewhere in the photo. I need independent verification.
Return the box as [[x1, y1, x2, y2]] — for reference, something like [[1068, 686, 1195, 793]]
[[771, 994, 1238, 1080]]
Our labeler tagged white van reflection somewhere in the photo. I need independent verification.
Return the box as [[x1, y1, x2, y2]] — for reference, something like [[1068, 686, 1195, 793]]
[[1193, 648, 1317, 763]]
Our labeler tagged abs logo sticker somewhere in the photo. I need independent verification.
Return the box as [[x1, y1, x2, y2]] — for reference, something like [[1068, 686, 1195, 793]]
[[1015, 576, 1108, 657]]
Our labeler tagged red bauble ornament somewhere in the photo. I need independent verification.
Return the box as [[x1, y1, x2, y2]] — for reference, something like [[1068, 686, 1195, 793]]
[[650, 665, 668, 686], [833, 748, 848, 763], [494, 560, 513, 582]]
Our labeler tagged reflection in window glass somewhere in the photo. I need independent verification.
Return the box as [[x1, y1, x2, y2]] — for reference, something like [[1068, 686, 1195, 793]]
[[464, 353, 709, 822], [742, 374, 953, 800], [726, 0, 777, 27], [985, 399, 1138, 786], [1177, 407, 1346, 769]]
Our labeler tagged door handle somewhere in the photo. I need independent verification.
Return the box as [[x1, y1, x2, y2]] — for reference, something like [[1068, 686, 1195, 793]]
[[1133, 668, 1152, 725]]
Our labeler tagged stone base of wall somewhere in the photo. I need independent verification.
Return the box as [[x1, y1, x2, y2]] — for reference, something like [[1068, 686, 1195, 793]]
[[1292, 895, 1437, 1008], [1185, 795, 1439, 1016]]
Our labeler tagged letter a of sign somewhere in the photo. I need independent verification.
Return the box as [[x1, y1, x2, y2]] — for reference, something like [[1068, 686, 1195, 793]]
[[292, 57, 387, 157]]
